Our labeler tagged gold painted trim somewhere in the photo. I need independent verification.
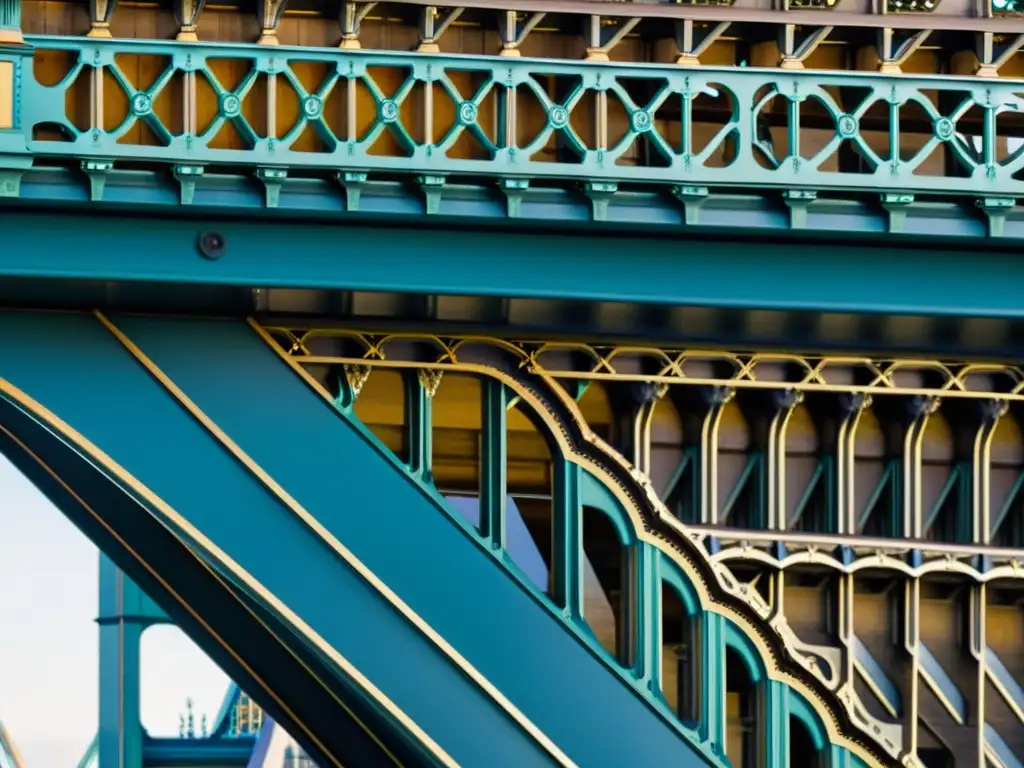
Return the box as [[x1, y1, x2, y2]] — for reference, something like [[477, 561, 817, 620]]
[[250, 322, 888, 767], [0, 379, 453, 768], [0, 425, 356, 768], [95, 312, 573, 768], [266, 328, 1024, 403]]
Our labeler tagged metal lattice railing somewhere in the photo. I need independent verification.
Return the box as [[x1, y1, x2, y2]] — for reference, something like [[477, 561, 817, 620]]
[[7, 35, 1024, 198]]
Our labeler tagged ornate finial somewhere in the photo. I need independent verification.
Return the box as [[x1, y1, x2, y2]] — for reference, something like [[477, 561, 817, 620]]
[[201, 714, 208, 738], [179, 714, 185, 738], [186, 698, 195, 739], [418, 368, 444, 398]]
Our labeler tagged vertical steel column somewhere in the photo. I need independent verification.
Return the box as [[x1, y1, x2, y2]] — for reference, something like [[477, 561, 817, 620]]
[[97, 555, 169, 768], [767, 389, 802, 532], [552, 455, 583, 622], [969, 582, 987, 766], [763, 680, 790, 766], [480, 378, 507, 551], [836, 395, 869, 536], [405, 369, 438, 484], [633, 542, 660, 689], [902, 577, 922, 757], [905, 397, 938, 540], [699, 612, 727, 752]]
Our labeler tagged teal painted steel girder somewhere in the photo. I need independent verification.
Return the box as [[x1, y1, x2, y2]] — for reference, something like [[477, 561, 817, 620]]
[[2, 210, 1024, 323], [6, 166, 1021, 244], [0, 312, 721, 767], [4, 35, 1024, 198]]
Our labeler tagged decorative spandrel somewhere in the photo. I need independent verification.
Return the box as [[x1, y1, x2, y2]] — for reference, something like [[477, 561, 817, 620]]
[[10, 35, 1024, 200], [259, 324, 1024, 767]]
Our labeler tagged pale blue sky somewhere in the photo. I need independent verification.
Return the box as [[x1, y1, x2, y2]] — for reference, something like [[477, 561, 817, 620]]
[[0, 455, 229, 766]]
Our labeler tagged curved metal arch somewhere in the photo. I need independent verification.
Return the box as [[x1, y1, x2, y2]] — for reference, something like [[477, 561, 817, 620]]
[[724, 619, 767, 685], [254, 323, 893, 767], [581, 469, 634, 547], [0, 406, 397, 768], [789, 689, 830, 753], [660, 556, 702, 618]]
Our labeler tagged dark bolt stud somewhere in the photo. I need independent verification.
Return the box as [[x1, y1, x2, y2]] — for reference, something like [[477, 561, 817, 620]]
[[197, 231, 227, 260]]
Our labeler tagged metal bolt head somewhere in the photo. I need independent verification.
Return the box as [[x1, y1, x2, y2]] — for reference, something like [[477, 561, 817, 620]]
[[548, 105, 569, 130], [131, 93, 153, 117], [220, 94, 241, 118], [457, 101, 478, 126], [379, 99, 399, 123], [197, 231, 227, 260], [303, 95, 323, 120]]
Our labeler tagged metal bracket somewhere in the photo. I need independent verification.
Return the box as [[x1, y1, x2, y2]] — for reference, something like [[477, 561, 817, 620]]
[[584, 15, 641, 62], [255, 167, 286, 208], [87, 0, 118, 37], [173, 164, 204, 205], [339, 1, 377, 49], [498, 177, 529, 218], [782, 189, 817, 229], [256, 0, 290, 45], [417, 6, 464, 54], [0, 168, 20, 198], [672, 185, 709, 225], [583, 181, 617, 221], [673, 20, 731, 67], [976, 196, 1016, 237], [778, 24, 833, 69], [0, 155, 35, 199], [974, 31, 1024, 77], [417, 174, 446, 214], [82, 158, 114, 201], [497, 11, 545, 57], [875, 28, 932, 74], [338, 170, 368, 211], [879, 192, 914, 233]]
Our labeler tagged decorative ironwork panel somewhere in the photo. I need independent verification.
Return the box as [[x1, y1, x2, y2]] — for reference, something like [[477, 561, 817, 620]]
[[12, 35, 1024, 199], [262, 325, 1024, 767]]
